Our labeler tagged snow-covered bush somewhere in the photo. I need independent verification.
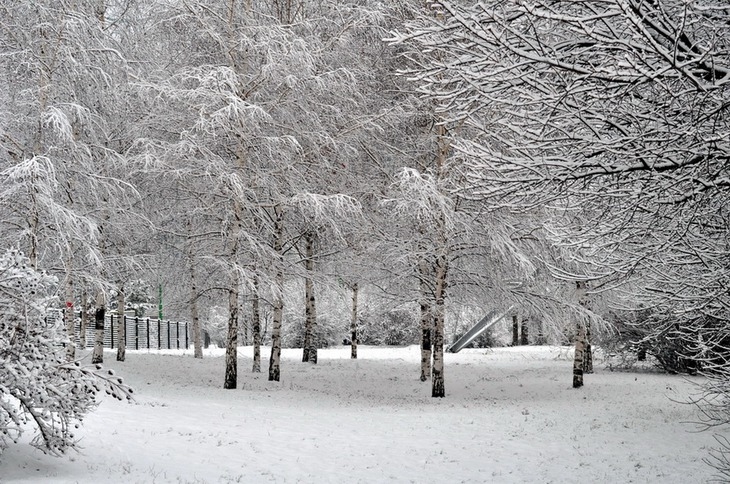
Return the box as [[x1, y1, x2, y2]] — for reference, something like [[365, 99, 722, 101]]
[[598, 309, 728, 375], [281, 314, 339, 349], [359, 308, 420, 346], [0, 249, 132, 456], [123, 279, 155, 317]]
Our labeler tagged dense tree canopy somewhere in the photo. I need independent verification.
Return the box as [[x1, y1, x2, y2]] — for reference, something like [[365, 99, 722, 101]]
[[1, 0, 729, 464]]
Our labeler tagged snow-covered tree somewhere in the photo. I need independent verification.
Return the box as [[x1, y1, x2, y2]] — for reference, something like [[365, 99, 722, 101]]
[[392, 0, 730, 462], [0, 1, 149, 365], [0, 249, 132, 456], [392, 0, 729, 314]]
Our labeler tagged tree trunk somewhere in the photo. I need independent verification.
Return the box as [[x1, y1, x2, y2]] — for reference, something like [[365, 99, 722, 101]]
[[116, 285, 126, 362], [584, 323, 593, 374], [64, 265, 75, 361], [511, 314, 519, 346], [302, 232, 317, 364], [350, 282, 358, 359], [269, 206, 284, 382], [420, 300, 432, 382], [576, 281, 593, 374], [224, 184, 243, 387], [252, 275, 261, 372], [419, 260, 432, 381], [188, 239, 203, 359], [241, 319, 249, 346], [573, 281, 588, 388], [573, 323, 586, 388], [269, 283, 283, 382], [536, 319, 546, 345], [431, 252, 448, 398], [520, 318, 529, 346], [223, 272, 239, 389], [91, 290, 105, 364], [80, 289, 88, 349]]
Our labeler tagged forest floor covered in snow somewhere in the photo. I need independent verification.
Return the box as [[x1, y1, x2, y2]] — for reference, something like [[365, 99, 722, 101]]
[[1, 345, 722, 483]]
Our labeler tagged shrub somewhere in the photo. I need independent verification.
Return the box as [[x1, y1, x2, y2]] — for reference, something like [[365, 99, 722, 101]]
[[0, 249, 132, 456], [359, 308, 420, 346]]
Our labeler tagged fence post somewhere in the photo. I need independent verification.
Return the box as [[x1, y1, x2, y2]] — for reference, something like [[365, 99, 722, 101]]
[[135, 317, 139, 350], [158, 319, 161, 350], [176, 321, 180, 349], [185, 322, 189, 349], [167, 320, 171, 349], [146, 318, 150, 349], [110, 314, 115, 349]]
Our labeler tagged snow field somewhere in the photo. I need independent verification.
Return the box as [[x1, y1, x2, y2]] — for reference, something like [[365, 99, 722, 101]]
[[1, 345, 718, 483]]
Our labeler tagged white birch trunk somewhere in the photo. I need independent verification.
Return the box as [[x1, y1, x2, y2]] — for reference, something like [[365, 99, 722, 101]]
[[419, 298, 432, 382], [116, 285, 125, 362], [224, 185, 243, 387], [79, 289, 88, 349], [573, 323, 586, 388], [520, 317, 529, 345], [252, 275, 261, 372], [430, 120, 450, 396], [577, 282, 594, 374], [431, 251, 448, 398], [268, 206, 284, 382], [64, 264, 75, 361], [419, 260, 432, 381], [91, 290, 105, 364], [224, 271, 239, 389], [584, 324, 593, 374], [350, 282, 358, 360], [188, 238, 203, 359], [573, 281, 588, 388], [302, 232, 317, 364]]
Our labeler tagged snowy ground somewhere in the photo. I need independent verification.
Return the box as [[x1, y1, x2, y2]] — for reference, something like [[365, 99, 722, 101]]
[[1, 345, 721, 483]]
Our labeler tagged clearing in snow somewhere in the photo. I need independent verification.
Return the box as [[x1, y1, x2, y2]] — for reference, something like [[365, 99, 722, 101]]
[[0, 345, 718, 483]]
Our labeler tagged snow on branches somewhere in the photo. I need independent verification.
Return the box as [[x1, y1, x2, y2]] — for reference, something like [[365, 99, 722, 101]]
[[0, 249, 132, 457]]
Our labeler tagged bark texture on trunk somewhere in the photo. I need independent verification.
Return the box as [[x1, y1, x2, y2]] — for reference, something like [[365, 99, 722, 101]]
[[573, 323, 586, 388], [252, 275, 261, 372], [269, 289, 283, 381], [224, 274, 239, 389], [189, 244, 203, 359], [91, 290, 105, 364], [350, 282, 358, 359], [430, 121, 451, 397], [584, 324, 593, 374], [64, 267, 75, 361], [302, 232, 317, 364], [520, 318, 529, 346], [576, 281, 593, 374], [419, 260, 432, 381], [116, 285, 125, 362], [79, 289, 88, 349], [420, 302, 432, 382], [431, 252, 448, 398], [573, 280, 588, 388], [268, 206, 284, 382]]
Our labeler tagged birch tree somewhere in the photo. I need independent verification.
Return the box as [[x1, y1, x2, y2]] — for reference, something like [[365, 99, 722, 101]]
[[136, 0, 391, 386], [393, 0, 729, 441], [0, 1, 146, 365], [392, 0, 729, 314]]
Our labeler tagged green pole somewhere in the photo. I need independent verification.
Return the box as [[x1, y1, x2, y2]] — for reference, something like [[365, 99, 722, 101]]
[[158, 283, 163, 321]]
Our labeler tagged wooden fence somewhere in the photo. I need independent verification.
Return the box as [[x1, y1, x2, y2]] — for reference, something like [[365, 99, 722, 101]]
[[74, 314, 190, 350]]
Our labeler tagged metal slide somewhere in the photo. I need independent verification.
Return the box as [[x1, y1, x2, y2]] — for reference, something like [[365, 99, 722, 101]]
[[447, 306, 514, 353]]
